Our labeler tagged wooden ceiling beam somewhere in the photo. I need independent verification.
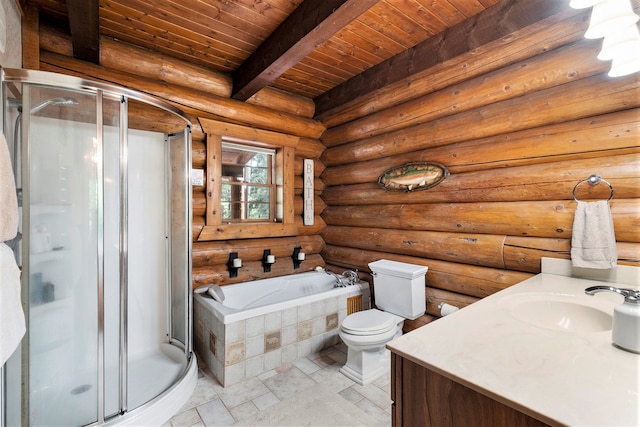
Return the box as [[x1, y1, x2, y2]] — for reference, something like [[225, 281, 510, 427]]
[[231, 0, 380, 102], [66, 0, 99, 64], [314, 0, 575, 118]]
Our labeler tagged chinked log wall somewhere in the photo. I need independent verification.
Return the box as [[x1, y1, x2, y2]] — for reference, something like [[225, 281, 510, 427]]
[[35, 22, 329, 287], [319, 10, 640, 329]]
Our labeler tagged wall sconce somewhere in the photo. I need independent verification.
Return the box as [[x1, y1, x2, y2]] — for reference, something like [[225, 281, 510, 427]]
[[292, 246, 305, 269], [570, 0, 640, 77], [599, 24, 640, 77], [569, 0, 601, 7], [227, 252, 242, 278], [262, 249, 275, 272], [598, 25, 640, 60], [583, 0, 638, 39]]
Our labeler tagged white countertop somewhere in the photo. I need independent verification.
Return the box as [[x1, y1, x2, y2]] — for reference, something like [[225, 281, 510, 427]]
[[387, 259, 640, 427]]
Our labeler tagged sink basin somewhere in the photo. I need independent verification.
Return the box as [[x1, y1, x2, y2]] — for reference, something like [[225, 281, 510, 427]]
[[501, 294, 613, 333]]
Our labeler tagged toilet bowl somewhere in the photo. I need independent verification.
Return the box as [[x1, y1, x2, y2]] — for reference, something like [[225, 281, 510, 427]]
[[338, 309, 403, 385], [339, 260, 428, 385]]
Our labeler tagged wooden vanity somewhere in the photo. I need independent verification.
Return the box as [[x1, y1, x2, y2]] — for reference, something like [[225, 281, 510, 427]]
[[390, 353, 551, 426], [386, 259, 640, 427]]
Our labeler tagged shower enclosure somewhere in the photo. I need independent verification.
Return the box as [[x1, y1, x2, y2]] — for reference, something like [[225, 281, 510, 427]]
[[1, 68, 196, 426]]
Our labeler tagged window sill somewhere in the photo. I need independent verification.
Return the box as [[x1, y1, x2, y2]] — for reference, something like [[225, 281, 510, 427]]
[[197, 223, 299, 241]]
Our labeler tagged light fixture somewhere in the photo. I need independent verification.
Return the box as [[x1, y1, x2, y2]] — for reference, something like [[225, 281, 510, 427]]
[[584, 0, 638, 39], [569, 0, 604, 9], [292, 246, 305, 269], [262, 249, 275, 272], [570, 0, 640, 77], [227, 252, 242, 278], [597, 25, 640, 60], [597, 13, 640, 76], [608, 54, 640, 76]]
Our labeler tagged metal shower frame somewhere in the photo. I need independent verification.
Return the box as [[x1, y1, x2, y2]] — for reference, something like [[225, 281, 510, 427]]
[[0, 67, 194, 426]]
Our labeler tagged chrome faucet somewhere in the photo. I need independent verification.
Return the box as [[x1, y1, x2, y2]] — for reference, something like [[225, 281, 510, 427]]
[[342, 269, 359, 286], [315, 266, 348, 287]]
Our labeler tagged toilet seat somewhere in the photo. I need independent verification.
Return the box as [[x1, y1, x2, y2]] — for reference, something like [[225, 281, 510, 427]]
[[338, 309, 404, 385], [341, 309, 399, 336]]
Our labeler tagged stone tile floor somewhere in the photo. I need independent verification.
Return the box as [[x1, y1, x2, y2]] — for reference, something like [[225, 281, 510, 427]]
[[166, 342, 392, 426]]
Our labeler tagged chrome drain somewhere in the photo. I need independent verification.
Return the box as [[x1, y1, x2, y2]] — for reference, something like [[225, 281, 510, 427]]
[[70, 384, 92, 395]]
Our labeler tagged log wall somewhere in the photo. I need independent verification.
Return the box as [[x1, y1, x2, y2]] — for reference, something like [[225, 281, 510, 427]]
[[319, 14, 640, 329]]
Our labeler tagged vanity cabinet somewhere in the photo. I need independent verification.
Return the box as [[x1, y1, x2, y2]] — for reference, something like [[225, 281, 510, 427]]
[[386, 260, 639, 427], [390, 353, 552, 427]]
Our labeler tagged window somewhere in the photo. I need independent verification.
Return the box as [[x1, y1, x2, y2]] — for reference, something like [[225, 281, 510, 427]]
[[197, 117, 299, 241], [221, 142, 275, 222]]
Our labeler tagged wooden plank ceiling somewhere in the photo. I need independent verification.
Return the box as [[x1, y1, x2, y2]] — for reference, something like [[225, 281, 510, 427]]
[[25, 0, 506, 112]]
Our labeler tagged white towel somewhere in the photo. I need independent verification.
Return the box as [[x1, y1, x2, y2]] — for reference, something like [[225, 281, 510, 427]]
[[571, 200, 618, 269], [0, 242, 25, 365], [0, 133, 19, 242]]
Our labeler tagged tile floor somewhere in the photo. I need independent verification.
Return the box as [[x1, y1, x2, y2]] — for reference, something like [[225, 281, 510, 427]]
[[166, 343, 392, 426]]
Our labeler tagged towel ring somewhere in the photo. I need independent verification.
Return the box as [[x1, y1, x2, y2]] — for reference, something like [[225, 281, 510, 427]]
[[572, 174, 614, 202]]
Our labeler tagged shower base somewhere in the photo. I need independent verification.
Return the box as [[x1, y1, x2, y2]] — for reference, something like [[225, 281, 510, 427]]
[[29, 343, 197, 426]]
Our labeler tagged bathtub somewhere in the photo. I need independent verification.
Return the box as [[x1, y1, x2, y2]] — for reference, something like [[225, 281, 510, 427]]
[[193, 271, 370, 386]]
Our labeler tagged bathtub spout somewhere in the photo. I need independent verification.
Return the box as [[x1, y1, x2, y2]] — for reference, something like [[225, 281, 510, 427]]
[[315, 266, 345, 287], [329, 270, 346, 287]]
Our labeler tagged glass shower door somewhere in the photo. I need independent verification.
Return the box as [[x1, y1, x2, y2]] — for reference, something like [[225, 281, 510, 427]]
[[168, 130, 190, 349], [102, 93, 123, 419], [24, 85, 103, 426]]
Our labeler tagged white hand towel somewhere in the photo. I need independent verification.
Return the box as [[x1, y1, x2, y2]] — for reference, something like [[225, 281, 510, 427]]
[[571, 200, 618, 269], [0, 242, 25, 365], [0, 132, 19, 242]]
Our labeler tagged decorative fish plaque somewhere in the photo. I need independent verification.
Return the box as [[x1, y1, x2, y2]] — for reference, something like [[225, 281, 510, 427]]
[[378, 162, 449, 192]]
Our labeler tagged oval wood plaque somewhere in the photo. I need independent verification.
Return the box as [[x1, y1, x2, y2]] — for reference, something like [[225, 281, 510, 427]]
[[378, 162, 449, 192]]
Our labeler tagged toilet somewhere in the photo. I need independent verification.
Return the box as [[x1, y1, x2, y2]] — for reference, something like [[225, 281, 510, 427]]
[[339, 259, 428, 385]]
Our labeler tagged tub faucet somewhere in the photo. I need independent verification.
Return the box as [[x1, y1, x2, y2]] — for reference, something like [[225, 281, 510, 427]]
[[328, 270, 346, 287], [315, 266, 346, 287], [342, 269, 359, 286]]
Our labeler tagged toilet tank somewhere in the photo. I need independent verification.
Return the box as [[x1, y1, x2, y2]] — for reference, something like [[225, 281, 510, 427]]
[[368, 260, 428, 320]]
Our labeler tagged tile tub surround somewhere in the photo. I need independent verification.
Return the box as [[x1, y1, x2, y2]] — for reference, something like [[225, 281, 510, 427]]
[[194, 287, 370, 387]]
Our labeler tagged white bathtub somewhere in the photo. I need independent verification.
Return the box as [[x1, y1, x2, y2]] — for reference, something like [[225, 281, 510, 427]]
[[204, 271, 367, 323], [193, 271, 370, 386]]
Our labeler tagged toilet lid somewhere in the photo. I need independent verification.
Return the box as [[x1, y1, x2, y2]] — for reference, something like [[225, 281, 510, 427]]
[[341, 309, 398, 336]]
